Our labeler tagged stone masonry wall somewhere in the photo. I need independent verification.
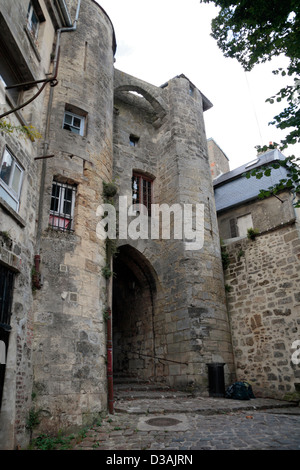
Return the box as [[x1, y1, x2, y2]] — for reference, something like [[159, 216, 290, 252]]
[[224, 221, 300, 399], [207, 138, 230, 179], [31, 0, 115, 434], [0, 0, 57, 449]]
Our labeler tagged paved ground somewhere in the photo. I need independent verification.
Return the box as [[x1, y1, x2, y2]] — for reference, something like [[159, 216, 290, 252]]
[[73, 386, 300, 451]]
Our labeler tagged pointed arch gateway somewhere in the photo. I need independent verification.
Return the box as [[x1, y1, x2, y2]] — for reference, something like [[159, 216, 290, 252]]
[[114, 79, 167, 128], [112, 244, 160, 382]]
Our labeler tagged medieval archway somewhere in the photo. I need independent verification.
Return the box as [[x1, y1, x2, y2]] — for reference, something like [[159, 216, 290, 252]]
[[112, 245, 158, 381]]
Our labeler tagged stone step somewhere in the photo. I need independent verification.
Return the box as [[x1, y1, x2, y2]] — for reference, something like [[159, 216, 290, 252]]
[[114, 382, 171, 391], [115, 390, 193, 400], [113, 374, 170, 389], [113, 378, 193, 400], [113, 373, 149, 383]]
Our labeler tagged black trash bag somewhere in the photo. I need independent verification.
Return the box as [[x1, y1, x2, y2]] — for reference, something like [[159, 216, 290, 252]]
[[225, 381, 255, 400]]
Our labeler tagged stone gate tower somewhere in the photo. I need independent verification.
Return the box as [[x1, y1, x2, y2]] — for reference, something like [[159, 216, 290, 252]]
[[112, 71, 234, 390]]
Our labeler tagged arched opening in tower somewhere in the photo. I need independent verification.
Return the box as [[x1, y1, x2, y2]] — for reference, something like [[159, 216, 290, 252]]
[[112, 245, 157, 381]]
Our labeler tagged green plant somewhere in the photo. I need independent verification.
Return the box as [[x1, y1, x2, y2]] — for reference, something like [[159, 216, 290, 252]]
[[0, 231, 13, 250], [106, 237, 119, 259], [237, 249, 245, 260], [0, 230, 11, 242], [102, 264, 115, 279], [30, 432, 76, 450], [26, 407, 41, 441], [247, 228, 259, 240], [103, 181, 118, 199], [225, 284, 232, 293], [77, 426, 89, 440], [103, 307, 111, 321], [221, 248, 230, 270], [200, 0, 300, 154], [0, 118, 42, 141], [94, 418, 102, 427]]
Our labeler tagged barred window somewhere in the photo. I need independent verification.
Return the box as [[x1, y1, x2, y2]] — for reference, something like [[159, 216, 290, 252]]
[[132, 172, 153, 215], [49, 181, 76, 232], [0, 264, 14, 331]]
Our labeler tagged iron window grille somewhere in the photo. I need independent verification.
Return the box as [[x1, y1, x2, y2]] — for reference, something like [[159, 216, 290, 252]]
[[132, 173, 153, 216], [49, 181, 76, 232], [0, 264, 14, 331]]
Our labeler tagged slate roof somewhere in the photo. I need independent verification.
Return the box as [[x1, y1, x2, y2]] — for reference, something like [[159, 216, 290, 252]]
[[213, 149, 288, 212]]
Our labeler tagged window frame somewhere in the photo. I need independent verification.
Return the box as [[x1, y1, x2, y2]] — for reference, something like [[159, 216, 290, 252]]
[[27, 1, 40, 39], [132, 172, 153, 216], [63, 111, 85, 136], [49, 181, 76, 232], [0, 148, 24, 212]]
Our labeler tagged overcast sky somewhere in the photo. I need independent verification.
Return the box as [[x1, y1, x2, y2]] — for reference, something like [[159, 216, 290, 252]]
[[96, 0, 298, 170]]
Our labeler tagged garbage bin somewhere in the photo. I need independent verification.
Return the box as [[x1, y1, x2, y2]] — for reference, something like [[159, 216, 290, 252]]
[[207, 363, 225, 397]]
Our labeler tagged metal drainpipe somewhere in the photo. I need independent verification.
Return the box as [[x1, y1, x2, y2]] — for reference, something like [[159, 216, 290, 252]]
[[107, 255, 114, 414], [36, 0, 81, 256], [107, 307, 114, 414], [56, 0, 73, 27]]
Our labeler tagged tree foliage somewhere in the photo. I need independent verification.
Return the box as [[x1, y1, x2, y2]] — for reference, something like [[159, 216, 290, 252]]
[[201, 1, 299, 69], [0, 118, 42, 141], [244, 154, 300, 207], [201, 0, 299, 148], [201, 0, 300, 203]]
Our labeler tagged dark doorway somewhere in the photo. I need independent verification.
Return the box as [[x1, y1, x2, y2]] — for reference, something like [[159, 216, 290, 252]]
[[112, 245, 157, 381], [0, 264, 14, 408]]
